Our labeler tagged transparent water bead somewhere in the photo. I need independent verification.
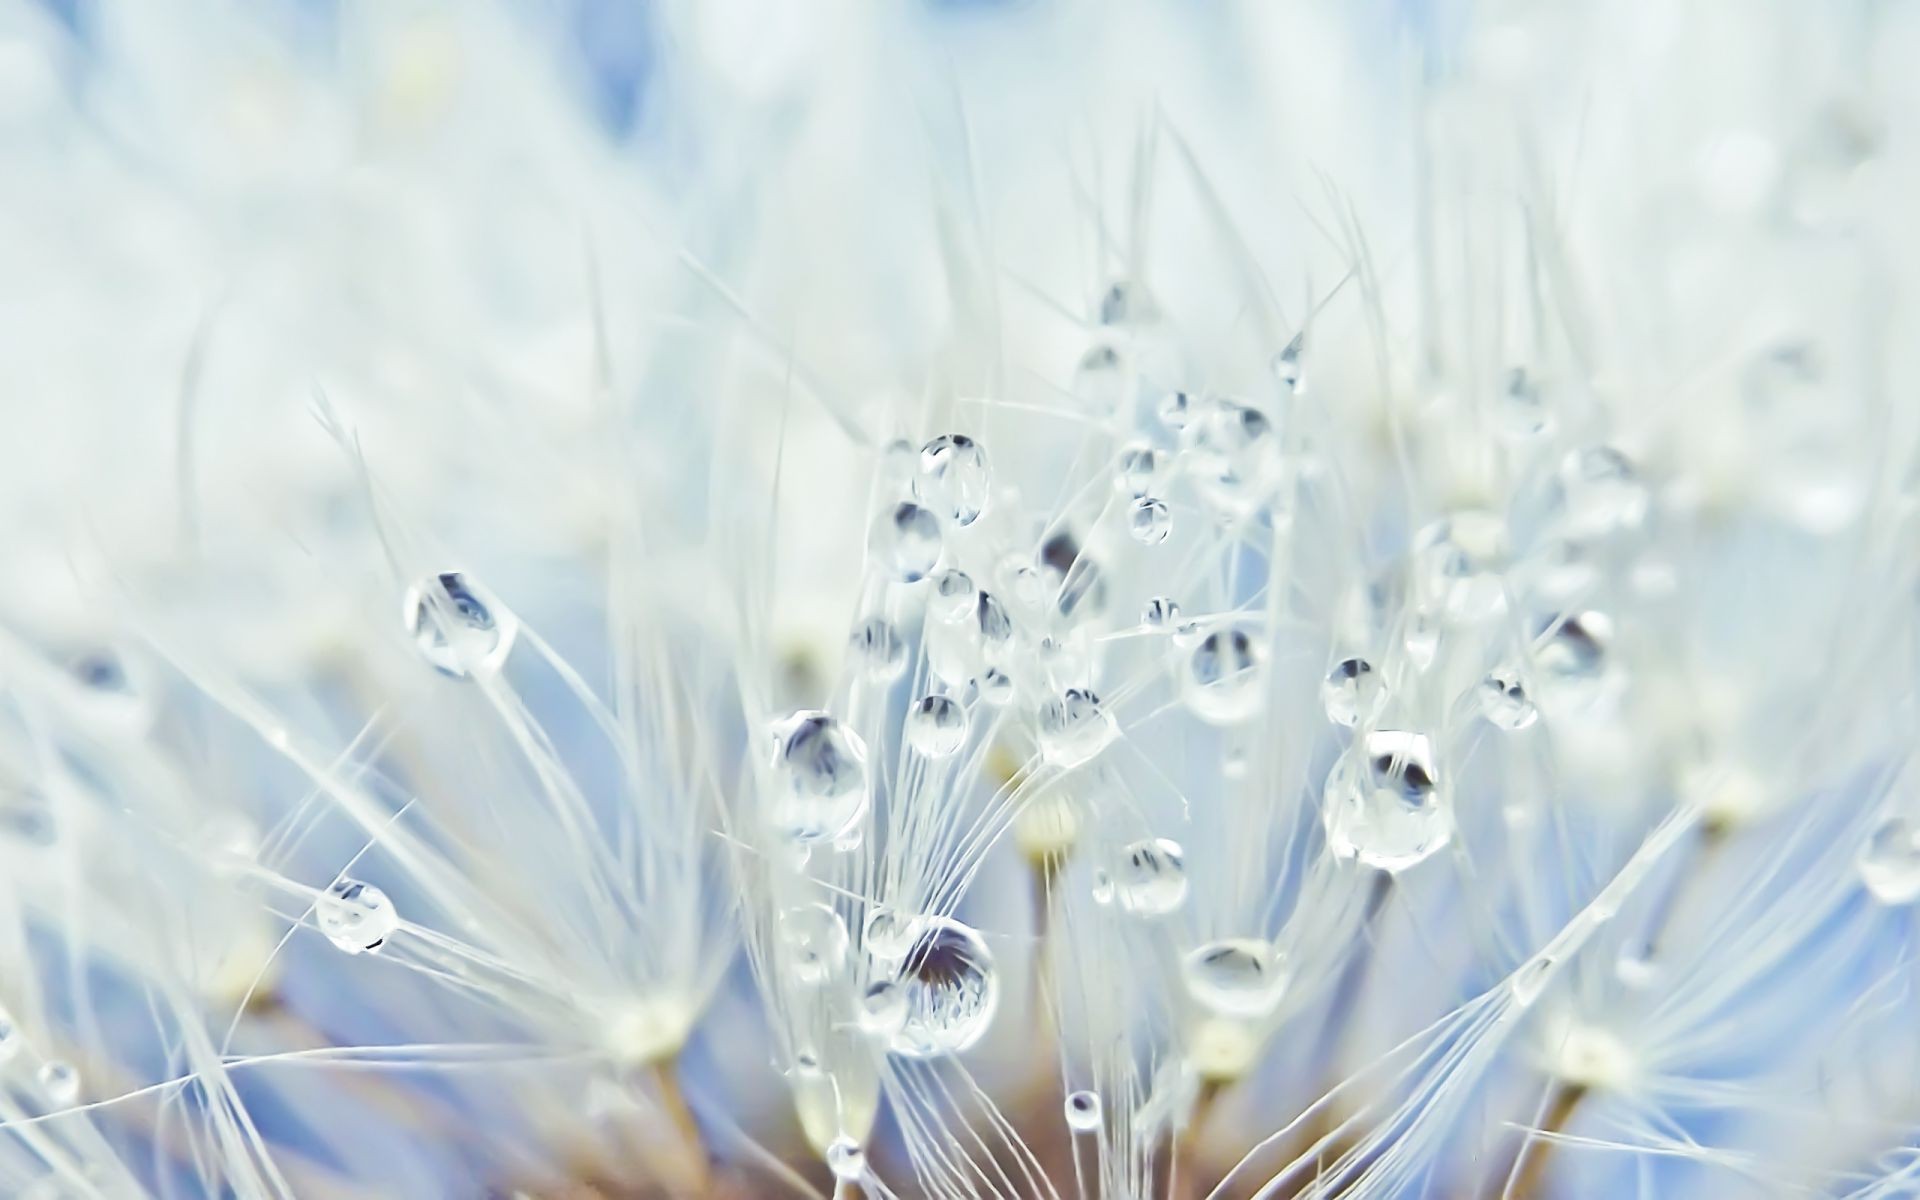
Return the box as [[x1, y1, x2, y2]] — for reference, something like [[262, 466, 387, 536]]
[[889, 917, 1000, 1058], [858, 980, 909, 1036], [1477, 667, 1539, 730], [1115, 442, 1165, 498], [1098, 279, 1155, 326], [826, 1136, 866, 1183], [1037, 688, 1118, 768], [1557, 446, 1649, 540], [864, 909, 924, 962], [1323, 730, 1451, 872], [1112, 838, 1189, 915], [1859, 816, 1920, 905], [779, 903, 850, 985], [1064, 1090, 1103, 1132], [1185, 400, 1280, 516], [1128, 497, 1172, 545], [68, 647, 156, 734], [847, 617, 907, 681], [1321, 657, 1383, 728], [906, 694, 969, 757], [1532, 611, 1612, 706], [1184, 939, 1285, 1018], [316, 879, 398, 954], [1143, 597, 1181, 629], [1075, 342, 1133, 412], [929, 568, 976, 622], [975, 667, 1014, 707], [35, 1060, 79, 1107], [1183, 626, 1266, 725], [402, 571, 517, 677], [1499, 367, 1552, 438], [1270, 333, 1304, 394], [871, 501, 942, 583], [913, 434, 991, 526], [768, 711, 870, 844], [1412, 511, 1510, 621], [1157, 389, 1197, 431]]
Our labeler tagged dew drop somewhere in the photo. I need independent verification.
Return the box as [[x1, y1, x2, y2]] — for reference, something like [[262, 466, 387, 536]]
[[1157, 389, 1196, 431], [847, 617, 907, 681], [929, 568, 976, 622], [1320, 657, 1383, 728], [35, 1060, 78, 1107], [1115, 443, 1165, 498], [906, 694, 969, 758], [1064, 1089, 1103, 1132], [863, 909, 923, 962], [1477, 667, 1539, 731], [1142, 597, 1181, 629], [1184, 939, 1284, 1018], [1090, 868, 1114, 905], [1322, 730, 1451, 872], [1556, 446, 1649, 541], [1510, 955, 1556, 1008], [768, 711, 870, 844], [779, 903, 850, 986], [1112, 838, 1189, 915], [871, 501, 943, 583], [975, 668, 1014, 707], [316, 879, 398, 955], [1074, 343, 1132, 412], [1498, 367, 1552, 438], [1270, 333, 1304, 394], [1859, 816, 1920, 905], [1185, 400, 1279, 517], [858, 979, 909, 1036], [1532, 611, 1612, 706], [402, 571, 517, 677], [68, 647, 156, 734], [826, 1136, 866, 1183], [1183, 627, 1266, 725], [1128, 497, 1172, 545], [889, 918, 1000, 1059], [1037, 688, 1118, 768], [1412, 511, 1510, 622], [913, 435, 991, 526]]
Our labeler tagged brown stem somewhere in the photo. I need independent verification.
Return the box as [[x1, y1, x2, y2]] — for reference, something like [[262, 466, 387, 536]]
[[651, 1059, 711, 1196], [1496, 1082, 1587, 1200]]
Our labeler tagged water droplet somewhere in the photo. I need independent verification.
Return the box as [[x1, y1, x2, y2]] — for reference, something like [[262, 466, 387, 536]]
[[913, 434, 991, 526], [1411, 511, 1510, 622], [889, 918, 999, 1058], [316, 879, 398, 954], [1183, 627, 1266, 725], [1115, 443, 1164, 498], [929, 569, 976, 622], [1064, 1089, 1103, 1132], [1510, 955, 1555, 1008], [1142, 597, 1181, 629], [768, 712, 870, 844], [779, 903, 850, 985], [1477, 667, 1539, 730], [1157, 390, 1196, 431], [1112, 838, 1188, 915], [1037, 688, 1117, 768], [1499, 367, 1551, 438], [847, 617, 907, 681], [871, 502, 943, 583], [864, 909, 923, 962], [826, 1136, 866, 1183], [1074, 343, 1133, 412], [975, 668, 1014, 707], [1185, 400, 1279, 517], [1090, 868, 1114, 905], [1322, 730, 1451, 872], [858, 980, 908, 1036], [1128, 497, 1172, 545], [35, 1060, 78, 1107], [906, 694, 969, 757], [1184, 939, 1284, 1018], [1556, 446, 1649, 541], [1860, 816, 1920, 905], [1099, 280, 1152, 326], [1532, 611, 1612, 706], [1270, 334, 1304, 394], [402, 571, 517, 677], [1320, 657, 1383, 728]]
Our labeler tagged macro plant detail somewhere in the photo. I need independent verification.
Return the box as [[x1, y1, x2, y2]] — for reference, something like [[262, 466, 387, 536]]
[[1, 1, 1917, 1198]]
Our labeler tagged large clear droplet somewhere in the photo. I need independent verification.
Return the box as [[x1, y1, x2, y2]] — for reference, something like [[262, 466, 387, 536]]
[[929, 568, 976, 622], [402, 571, 517, 678], [779, 903, 850, 986], [1556, 446, 1649, 541], [826, 1137, 866, 1183], [1115, 443, 1165, 498], [1112, 838, 1189, 915], [1532, 611, 1612, 707], [863, 909, 923, 962], [1860, 816, 1920, 905], [1129, 497, 1172, 545], [768, 711, 870, 844], [913, 435, 991, 526], [1064, 1089, 1103, 1132], [871, 501, 943, 583], [906, 694, 969, 758], [1185, 400, 1280, 517], [1322, 730, 1451, 872], [1183, 627, 1266, 725], [1037, 688, 1117, 768], [1412, 511, 1510, 622], [1476, 667, 1539, 730], [889, 917, 999, 1059], [1183, 939, 1285, 1018], [1321, 657, 1383, 728], [316, 878, 398, 954], [847, 617, 907, 681]]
